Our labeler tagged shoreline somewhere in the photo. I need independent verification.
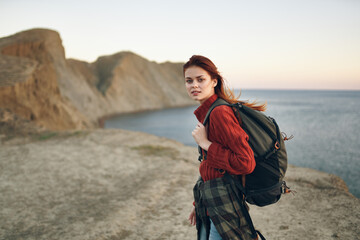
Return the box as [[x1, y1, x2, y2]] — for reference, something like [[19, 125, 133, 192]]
[[101, 124, 360, 199], [97, 102, 198, 128], [100, 105, 360, 199]]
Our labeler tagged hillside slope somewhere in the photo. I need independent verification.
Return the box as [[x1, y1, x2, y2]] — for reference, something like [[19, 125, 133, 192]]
[[0, 28, 194, 130]]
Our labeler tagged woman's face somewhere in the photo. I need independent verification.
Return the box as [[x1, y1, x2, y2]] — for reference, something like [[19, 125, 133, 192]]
[[184, 66, 217, 104]]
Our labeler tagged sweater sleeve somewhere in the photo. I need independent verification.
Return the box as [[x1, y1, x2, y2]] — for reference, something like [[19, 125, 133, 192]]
[[205, 105, 256, 175]]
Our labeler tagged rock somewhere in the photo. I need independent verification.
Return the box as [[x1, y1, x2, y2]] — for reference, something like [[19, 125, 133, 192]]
[[0, 108, 44, 138], [0, 28, 195, 131], [0, 29, 93, 130]]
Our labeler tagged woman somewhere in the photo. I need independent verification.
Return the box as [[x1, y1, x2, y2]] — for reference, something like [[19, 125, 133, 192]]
[[184, 55, 265, 240]]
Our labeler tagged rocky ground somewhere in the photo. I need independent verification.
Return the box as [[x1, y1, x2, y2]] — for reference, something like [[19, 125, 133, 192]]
[[0, 129, 359, 240]]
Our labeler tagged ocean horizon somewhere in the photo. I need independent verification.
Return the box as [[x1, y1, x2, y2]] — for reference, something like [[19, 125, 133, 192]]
[[105, 89, 360, 198]]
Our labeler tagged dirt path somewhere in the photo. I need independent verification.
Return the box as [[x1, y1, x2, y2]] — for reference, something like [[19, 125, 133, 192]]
[[0, 129, 359, 239]]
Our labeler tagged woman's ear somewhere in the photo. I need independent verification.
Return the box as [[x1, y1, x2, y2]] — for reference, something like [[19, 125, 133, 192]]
[[213, 79, 218, 87]]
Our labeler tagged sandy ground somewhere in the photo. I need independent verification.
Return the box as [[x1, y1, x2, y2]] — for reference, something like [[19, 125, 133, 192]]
[[0, 129, 359, 240]]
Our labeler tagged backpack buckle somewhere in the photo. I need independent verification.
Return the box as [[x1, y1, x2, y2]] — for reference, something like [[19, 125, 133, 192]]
[[281, 181, 295, 195], [274, 141, 280, 150]]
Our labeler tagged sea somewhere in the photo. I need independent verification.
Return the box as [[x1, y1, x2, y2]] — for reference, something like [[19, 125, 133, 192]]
[[104, 90, 360, 198]]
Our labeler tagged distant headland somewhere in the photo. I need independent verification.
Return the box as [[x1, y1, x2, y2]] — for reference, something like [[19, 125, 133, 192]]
[[0, 28, 195, 131]]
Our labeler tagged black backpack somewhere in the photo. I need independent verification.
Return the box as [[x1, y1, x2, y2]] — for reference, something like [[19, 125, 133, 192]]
[[199, 98, 292, 207]]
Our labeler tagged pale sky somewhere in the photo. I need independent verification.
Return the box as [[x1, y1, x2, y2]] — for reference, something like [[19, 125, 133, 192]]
[[1, 0, 359, 90]]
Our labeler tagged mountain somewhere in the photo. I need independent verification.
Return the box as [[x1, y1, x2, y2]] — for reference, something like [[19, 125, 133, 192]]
[[0, 28, 194, 130]]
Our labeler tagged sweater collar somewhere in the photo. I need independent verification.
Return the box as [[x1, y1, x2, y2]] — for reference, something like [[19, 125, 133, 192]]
[[194, 94, 218, 123]]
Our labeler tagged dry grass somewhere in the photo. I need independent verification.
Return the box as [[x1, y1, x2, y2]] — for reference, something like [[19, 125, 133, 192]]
[[131, 144, 179, 159]]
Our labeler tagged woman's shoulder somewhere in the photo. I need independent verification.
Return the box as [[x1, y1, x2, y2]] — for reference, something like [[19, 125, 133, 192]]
[[209, 104, 235, 122], [212, 104, 234, 115], [208, 104, 242, 133]]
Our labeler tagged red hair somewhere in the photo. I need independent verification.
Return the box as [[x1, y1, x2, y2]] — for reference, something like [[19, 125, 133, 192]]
[[183, 55, 266, 112]]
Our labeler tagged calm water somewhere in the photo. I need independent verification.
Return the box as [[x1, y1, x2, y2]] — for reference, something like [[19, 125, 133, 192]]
[[105, 90, 360, 198]]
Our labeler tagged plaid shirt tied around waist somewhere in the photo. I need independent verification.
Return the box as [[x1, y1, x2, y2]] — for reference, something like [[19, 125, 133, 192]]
[[193, 176, 255, 240]]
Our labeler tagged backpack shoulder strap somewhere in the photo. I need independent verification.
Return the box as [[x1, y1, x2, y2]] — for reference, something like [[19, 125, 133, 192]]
[[198, 98, 232, 162], [198, 98, 234, 162], [203, 98, 232, 125]]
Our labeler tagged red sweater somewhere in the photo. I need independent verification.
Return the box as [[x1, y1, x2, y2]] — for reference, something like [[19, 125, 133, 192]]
[[194, 94, 256, 182]]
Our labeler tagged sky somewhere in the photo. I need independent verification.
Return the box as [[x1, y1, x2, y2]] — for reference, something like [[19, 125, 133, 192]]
[[1, 0, 359, 90]]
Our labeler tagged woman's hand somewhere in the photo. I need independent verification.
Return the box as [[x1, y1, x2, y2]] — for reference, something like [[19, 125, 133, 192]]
[[192, 122, 212, 151], [188, 206, 196, 226]]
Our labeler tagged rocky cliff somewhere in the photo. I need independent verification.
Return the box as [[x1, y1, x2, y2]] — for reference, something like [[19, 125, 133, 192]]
[[0, 28, 194, 130]]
